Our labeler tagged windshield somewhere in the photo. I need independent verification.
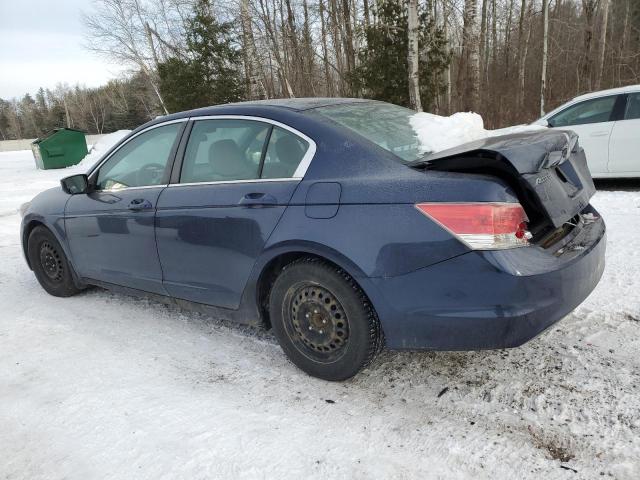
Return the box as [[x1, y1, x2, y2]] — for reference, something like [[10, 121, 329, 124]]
[[313, 102, 422, 162]]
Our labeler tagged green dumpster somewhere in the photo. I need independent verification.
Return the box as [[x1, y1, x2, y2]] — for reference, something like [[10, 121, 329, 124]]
[[31, 128, 88, 170]]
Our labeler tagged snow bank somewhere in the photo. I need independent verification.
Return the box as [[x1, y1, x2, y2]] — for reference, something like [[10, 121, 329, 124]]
[[78, 129, 131, 169], [410, 112, 547, 154]]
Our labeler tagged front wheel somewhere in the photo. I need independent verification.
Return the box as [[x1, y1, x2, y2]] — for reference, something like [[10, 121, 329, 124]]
[[27, 226, 82, 297], [269, 258, 382, 381]]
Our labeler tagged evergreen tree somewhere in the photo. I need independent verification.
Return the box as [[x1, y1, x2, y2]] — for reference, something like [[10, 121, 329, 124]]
[[0, 100, 10, 140], [350, 0, 449, 110], [158, 0, 245, 112]]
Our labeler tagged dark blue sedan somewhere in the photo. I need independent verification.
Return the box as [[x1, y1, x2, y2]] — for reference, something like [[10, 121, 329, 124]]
[[21, 98, 606, 380]]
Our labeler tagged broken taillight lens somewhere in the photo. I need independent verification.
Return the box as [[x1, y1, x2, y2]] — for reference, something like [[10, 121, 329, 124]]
[[415, 202, 531, 250]]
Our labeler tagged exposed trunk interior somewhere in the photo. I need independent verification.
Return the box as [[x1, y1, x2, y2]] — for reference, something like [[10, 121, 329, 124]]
[[413, 130, 597, 246]]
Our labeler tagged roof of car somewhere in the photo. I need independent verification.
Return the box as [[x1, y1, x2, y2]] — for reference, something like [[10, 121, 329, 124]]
[[537, 84, 640, 121], [145, 98, 380, 128], [571, 84, 640, 102], [224, 97, 375, 110]]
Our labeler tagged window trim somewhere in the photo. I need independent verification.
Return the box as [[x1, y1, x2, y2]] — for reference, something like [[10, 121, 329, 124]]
[[170, 115, 317, 187]]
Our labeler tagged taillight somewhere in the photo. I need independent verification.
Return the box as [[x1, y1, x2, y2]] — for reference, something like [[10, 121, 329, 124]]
[[415, 202, 532, 250]]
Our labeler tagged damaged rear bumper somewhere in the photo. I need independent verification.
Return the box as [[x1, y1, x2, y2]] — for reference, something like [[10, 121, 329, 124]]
[[368, 209, 606, 350]]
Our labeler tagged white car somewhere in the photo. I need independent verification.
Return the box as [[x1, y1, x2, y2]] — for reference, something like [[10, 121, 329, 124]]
[[534, 85, 640, 178]]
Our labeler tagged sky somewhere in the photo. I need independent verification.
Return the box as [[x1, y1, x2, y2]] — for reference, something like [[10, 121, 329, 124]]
[[0, 0, 126, 100]]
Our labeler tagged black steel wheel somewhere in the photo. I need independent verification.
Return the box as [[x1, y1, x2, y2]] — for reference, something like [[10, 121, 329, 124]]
[[27, 226, 82, 297], [269, 258, 382, 381], [286, 283, 350, 363], [39, 241, 64, 282]]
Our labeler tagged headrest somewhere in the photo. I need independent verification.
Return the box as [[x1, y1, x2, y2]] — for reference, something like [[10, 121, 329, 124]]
[[275, 135, 305, 166], [209, 139, 245, 176]]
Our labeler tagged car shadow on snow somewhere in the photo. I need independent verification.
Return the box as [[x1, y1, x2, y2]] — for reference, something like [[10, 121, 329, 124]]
[[594, 178, 640, 191]]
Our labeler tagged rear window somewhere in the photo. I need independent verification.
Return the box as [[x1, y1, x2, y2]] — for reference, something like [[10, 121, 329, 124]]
[[313, 102, 422, 162]]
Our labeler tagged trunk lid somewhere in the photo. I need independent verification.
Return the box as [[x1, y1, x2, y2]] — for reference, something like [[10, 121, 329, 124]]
[[414, 130, 596, 232]]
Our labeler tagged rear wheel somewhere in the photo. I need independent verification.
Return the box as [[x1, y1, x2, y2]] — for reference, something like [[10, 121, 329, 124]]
[[27, 226, 81, 297], [269, 258, 382, 381]]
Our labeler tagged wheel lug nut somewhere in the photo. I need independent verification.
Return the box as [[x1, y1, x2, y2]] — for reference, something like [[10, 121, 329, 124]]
[[305, 313, 310, 318], [308, 326, 313, 331], [322, 319, 327, 324], [319, 330, 324, 334]]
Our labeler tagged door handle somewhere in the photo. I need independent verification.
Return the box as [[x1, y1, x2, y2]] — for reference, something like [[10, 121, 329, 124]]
[[238, 192, 277, 207], [128, 198, 153, 211], [590, 131, 610, 137]]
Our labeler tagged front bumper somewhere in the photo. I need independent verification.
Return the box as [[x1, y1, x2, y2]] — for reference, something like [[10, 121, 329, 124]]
[[368, 213, 606, 350]]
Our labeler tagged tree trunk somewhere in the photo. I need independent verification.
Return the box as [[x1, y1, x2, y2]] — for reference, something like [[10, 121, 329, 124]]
[[462, 0, 480, 112], [319, 0, 334, 96], [241, 0, 257, 98], [363, 0, 371, 29], [341, 0, 356, 86], [328, 0, 346, 95], [302, 0, 315, 95], [516, 0, 529, 109], [504, 0, 515, 78], [540, 0, 549, 116], [479, 0, 489, 82], [580, 0, 598, 93], [407, 0, 422, 111], [443, 0, 452, 113], [594, 0, 610, 90]]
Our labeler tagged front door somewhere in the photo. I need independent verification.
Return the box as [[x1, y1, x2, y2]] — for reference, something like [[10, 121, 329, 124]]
[[155, 118, 312, 309], [548, 94, 621, 176], [65, 121, 185, 294]]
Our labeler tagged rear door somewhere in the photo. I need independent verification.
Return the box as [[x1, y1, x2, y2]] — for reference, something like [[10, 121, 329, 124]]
[[548, 94, 621, 176], [155, 116, 314, 309], [609, 92, 640, 175], [65, 120, 186, 293]]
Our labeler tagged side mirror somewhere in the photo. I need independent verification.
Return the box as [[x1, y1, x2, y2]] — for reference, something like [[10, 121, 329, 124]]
[[61, 174, 91, 195]]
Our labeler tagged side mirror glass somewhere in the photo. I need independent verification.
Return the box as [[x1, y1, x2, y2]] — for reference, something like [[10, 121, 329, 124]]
[[61, 174, 90, 194]]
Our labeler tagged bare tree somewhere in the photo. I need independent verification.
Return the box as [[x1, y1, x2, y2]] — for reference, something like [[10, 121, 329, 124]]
[[461, 0, 480, 111], [407, 0, 422, 111], [0, 0, 627, 139], [580, 0, 599, 93], [594, 0, 610, 90], [540, 0, 549, 116], [82, 0, 191, 115]]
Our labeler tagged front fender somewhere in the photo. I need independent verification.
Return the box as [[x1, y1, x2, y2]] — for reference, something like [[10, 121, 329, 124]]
[[20, 187, 71, 270]]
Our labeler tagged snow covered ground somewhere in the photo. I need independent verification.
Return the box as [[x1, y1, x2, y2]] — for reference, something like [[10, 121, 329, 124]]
[[1, 146, 639, 479]]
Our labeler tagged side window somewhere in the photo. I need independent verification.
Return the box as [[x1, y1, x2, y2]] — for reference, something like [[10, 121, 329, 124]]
[[624, 93, 640, 120], [549, 96, 618, 127], [180, 119, 270, 183], [261, 127, 309, 179], [96, 123, 182, 190]]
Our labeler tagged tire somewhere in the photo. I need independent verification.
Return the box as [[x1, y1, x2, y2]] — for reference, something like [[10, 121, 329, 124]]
[[269, 258, 382, 381], [27, 226, 82, 297]]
